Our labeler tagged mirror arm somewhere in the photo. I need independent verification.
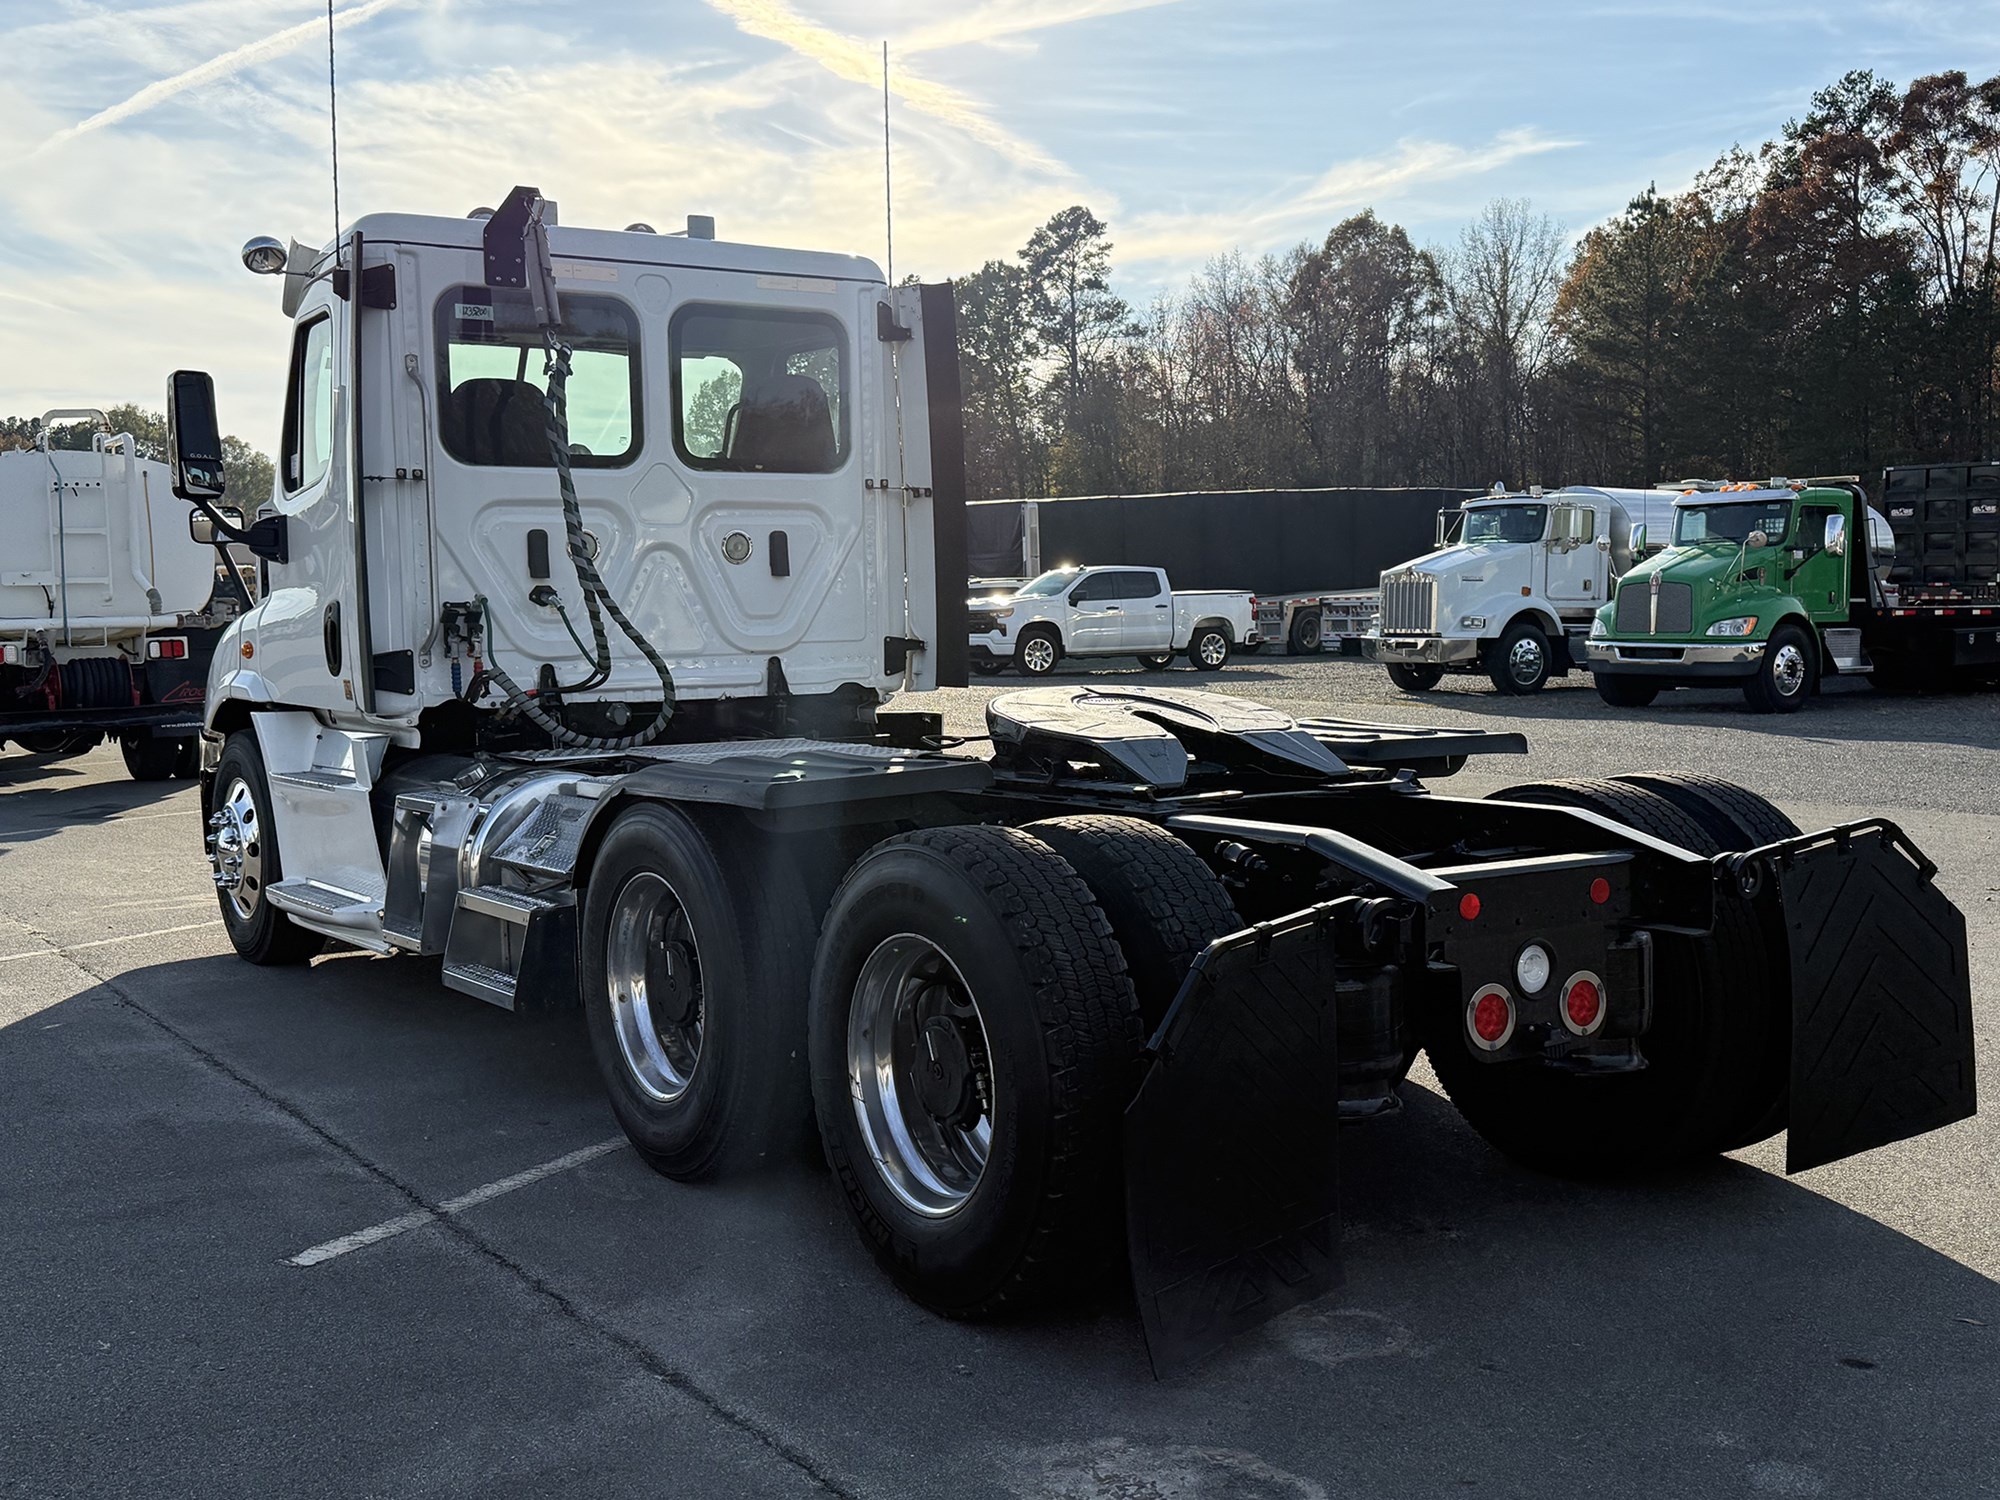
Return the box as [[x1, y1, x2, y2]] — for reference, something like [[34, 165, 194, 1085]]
[[191, 496, 290, 564]]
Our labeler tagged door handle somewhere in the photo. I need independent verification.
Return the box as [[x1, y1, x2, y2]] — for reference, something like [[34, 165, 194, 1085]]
[[1154, 603, 1168, 608], [323, 601, 342, 676], [1106, 606, 1121, 612]]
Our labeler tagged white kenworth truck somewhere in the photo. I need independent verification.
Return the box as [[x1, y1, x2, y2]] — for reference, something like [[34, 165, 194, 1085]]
[[0, 410, 246, 777], [1365, 485, 1677, 695], [176, 190, 1974, 1373]]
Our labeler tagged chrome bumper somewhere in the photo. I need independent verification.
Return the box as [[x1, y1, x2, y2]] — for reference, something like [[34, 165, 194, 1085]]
[[1585, 640, 1766, 669], [1362, 635, 1481, 666]]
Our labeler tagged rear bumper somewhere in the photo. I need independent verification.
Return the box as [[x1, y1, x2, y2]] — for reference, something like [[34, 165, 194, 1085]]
[[1363, 635, 1481, 666], [1585, 640, 1763, 677]]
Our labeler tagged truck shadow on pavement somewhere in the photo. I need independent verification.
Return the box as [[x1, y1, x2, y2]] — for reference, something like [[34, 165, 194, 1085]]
[[11, 948, 1995, 1497]]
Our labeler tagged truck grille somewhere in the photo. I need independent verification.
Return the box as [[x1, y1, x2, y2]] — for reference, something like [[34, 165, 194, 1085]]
[[1380, 573, 1436, 634], [967, 608, 1004, 635], [1613, 580, 1692, 634]]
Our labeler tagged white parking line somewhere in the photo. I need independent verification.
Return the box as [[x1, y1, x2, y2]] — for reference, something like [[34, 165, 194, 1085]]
[[0, 920, 225, 964], [286, 1137, 629, 1267]]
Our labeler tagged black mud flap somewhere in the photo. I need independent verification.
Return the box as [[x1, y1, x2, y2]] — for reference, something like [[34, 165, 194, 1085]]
[[1745, 822, 1976, 1173], [1124, 905, 1351, 1378]]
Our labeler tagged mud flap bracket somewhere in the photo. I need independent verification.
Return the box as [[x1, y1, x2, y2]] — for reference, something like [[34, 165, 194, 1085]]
[[1734, 821, 1976, 1173]]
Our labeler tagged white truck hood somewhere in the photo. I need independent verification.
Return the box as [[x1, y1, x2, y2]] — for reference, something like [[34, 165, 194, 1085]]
[[1392, 541, 1529, 586]]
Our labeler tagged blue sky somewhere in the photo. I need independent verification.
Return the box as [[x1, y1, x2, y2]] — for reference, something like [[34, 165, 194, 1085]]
[[5, 0, 1998, 454]]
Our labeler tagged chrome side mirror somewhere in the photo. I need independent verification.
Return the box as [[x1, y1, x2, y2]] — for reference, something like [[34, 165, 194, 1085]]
[[1825, 513, 1847, 556], [1745, 529, 1769, 550]]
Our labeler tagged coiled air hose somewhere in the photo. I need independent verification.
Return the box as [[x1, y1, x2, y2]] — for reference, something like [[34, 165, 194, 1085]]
[[476, 340, 678, 750]]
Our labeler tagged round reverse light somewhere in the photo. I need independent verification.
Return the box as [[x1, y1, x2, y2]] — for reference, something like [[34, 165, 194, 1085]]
[[721, 530, 753, 564], [1515, 942, 1552, 995], [1466, 984, 1515, 1051]]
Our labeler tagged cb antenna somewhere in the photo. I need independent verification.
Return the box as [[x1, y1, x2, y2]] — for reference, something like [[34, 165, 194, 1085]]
[[882, 40, 893, 286], [326, 0, 342, 248]]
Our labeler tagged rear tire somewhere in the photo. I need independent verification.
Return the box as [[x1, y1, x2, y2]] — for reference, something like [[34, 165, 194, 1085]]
[[1487, 619, 1552, 694], [1287, 610, 1323, 655], [1023, 815, 1241, 1030], [1427, 779, 1783, 1175], [1609, 774, 1800, 851], [1743, 622, 1816, 713], [1187, 625, 1231, 671], [1385, 663, 1443, 692], [808, 825, 1143, 1316], [580, 804, 814, 1180], [210, 733, 322, 965], [121, 733, 180, 782], [16, 730, 99, 758], [1137, 653, 1175, 671], [1594, 673, 1660, 708]]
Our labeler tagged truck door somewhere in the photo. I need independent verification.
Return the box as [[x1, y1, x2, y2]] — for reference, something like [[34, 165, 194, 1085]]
[[261, 284, 369, 714], [1543, 504, 1600, 606], [1066, 572, 1124, 650], [1793, 502, 1848, 620], [1118, 569, 1174, 651]]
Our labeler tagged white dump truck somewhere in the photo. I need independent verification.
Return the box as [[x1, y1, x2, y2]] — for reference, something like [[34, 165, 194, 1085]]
[[0, 411, 245, 777], [175, 188, 1972, 1374], [1364, 485, 1677, 694]]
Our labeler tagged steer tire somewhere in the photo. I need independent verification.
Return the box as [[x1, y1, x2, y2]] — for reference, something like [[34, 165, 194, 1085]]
[[580, 804, 814, 1180], [1425, 778, 1782, 1175], [121, 733, 180, 782], [210, 733, 323, 966], [1742, 621, 1817, 713], [808, 825, 1144, 1317], [1487, 619, 1552, 695], [1023, 815, 1242, 1031], [1015, 626, 1063, 677], [1386, 664, 1443, 693], [1594, 673, 1660, 708]]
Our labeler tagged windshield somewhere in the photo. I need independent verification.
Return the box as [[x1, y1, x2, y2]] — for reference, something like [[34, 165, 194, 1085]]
[[1672, 499, 1792, 546], [1014, 569, 1078, 598], [1460, 504, 1548, 545]]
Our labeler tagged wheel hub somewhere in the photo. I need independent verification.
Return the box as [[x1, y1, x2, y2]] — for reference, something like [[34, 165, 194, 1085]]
[[912, 1007, 981, 1126], [1200, 634, 1227, 665], [1773, 643, 1806, 695], [1024, 638, 1055, 672], [606, 872, 704, 1103], [206, 777, 263, 920], [1509, 637, 1544, 682]]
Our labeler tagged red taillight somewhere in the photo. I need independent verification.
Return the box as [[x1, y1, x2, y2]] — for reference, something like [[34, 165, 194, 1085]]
[[1459, 892, 1481, 921], [1467, 984, 1514, 1049], [1561, 972, 1606, 1037], [1589, 877, 1610, 905], [147, 637, 188, 660]]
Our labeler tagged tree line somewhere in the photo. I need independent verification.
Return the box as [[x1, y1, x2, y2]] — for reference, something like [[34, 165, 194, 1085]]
[[952, 69, 2000, 500], [0, 405, 275, 502]]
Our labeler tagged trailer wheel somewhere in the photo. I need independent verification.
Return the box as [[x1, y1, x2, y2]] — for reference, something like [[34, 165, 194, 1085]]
[[809, 825, 1143, 1316], [1137, 653, 1175, 671], [1487, 619, 1552, 694], [581, 804, 813, 1180], [1426, 778, 1782, 1174], [1287, 610, 1323, 655], [209, 733, 322, 966], [1385, 664, 1443, 692], [1594, 673, 1660, 708], [1023, 816, 1241, 1030], [1743, 622, 1816, 713], [1015, 626, 1062, 677], [121, 733, 180, 782], [1187, 625, 1231, 670]]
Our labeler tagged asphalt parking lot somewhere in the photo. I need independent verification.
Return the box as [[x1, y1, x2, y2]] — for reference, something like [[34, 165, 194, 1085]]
[[3, 658, 1996, 1500]]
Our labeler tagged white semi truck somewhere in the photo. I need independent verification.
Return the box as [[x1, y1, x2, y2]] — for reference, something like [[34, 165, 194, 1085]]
[[1364, 485, 1677, 694], [176, 188, 1972, 1373], [0, 410, 245, 777]]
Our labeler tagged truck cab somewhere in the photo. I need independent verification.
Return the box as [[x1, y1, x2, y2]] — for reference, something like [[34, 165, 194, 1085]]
[[1364, 485, 1669, 695]]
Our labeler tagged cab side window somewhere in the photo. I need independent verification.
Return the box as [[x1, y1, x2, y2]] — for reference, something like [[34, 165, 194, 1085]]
[[282, 315, 336, 494], [1113, 570, 1164, 600]]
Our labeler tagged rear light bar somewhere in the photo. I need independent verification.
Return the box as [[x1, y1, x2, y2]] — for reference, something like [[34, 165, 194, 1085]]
[[147, 637, 189, 660]]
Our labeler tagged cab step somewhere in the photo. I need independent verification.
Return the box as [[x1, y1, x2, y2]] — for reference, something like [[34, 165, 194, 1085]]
[[441, 883, 577, 1014]]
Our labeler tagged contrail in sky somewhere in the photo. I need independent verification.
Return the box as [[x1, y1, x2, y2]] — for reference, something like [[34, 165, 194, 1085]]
[[30, 0, 408, 158]]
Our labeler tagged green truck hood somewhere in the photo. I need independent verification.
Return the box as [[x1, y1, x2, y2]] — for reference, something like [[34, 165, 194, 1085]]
[[1600, 544, 1790, 637]]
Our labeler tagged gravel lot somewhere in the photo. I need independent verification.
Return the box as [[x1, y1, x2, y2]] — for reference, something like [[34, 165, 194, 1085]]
[[3, 657, 1995, 1500]]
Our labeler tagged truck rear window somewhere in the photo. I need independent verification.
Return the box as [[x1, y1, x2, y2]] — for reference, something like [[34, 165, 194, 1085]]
[[435, 287, 640, 468], [671, 305, 847, 474]]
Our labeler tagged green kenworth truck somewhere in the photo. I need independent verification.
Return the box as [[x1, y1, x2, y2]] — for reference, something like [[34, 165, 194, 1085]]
[[1586, 467, 2000, 712]]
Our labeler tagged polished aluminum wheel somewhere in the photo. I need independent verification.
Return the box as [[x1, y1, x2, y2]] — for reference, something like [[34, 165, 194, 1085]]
[[604, 872, 704, 1102], [1196, 631, 1229, 666], [207, 775, 264, 922], [847, 933, 994, 1217], [1771, 642, 1808, 697], [1507, 635, 1545, 685], [1021, 635, 1057, 674]]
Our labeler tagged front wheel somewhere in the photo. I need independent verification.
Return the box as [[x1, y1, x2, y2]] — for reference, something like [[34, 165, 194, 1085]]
[[121, 733, 181, 782], [1186, 626, 1231, 670], [1385, 663, 1443, 692], [1014, 627, 1062, 677], [209, 733, 321, 965], [581, 804, 813, 1180], [1487, 620, 1551, 694], [809, 825, 1143, 1316], [1743, 623, 1816, 713], [1594, 672, 1660, 708]]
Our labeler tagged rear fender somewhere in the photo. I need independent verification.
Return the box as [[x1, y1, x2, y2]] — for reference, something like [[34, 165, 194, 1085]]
[[1727, 822, 1976, 1172]]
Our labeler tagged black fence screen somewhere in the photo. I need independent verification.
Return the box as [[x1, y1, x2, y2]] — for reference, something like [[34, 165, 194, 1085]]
[[967, 488, 1478, 593]]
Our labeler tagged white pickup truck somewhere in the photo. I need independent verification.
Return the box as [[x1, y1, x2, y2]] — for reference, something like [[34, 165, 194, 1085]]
[[967, 565, 1258, 676]]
